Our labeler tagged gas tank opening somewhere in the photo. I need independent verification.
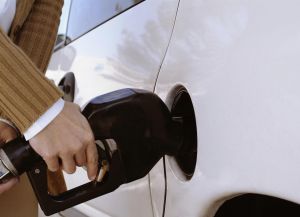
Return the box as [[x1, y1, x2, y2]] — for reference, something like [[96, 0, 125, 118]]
[[167, 86, 197, 181]]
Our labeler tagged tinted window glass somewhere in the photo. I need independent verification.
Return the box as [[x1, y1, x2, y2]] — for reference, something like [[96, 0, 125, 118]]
[[55, 0, 72, 50], [67, 0, 143, 41]]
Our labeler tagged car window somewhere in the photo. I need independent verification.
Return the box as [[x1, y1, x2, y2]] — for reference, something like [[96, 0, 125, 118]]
[[67, 0, 143, 41], [55, 0, 72, 50]]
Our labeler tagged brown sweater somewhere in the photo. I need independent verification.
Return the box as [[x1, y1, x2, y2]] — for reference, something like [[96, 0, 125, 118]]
[[0, 0, 67, 196], [0, 0, 63, 133]]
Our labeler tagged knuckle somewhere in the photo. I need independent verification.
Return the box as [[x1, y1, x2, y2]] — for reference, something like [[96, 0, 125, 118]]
[[75, 155, 85, 164], [43, 151, 56, 159], [76, 159, 86, 167], [73, 142, 84, 153], [60, 146, 75, 156], [88, 134, 95, 144], [47, 161, 59, 171], [88, 154, 98, 164], [84, 132, 94, 144], [64, 169, 72, 174], [64, 166, 76, 174], [48, 166, 59, 172], [60, 149, 70, 156]]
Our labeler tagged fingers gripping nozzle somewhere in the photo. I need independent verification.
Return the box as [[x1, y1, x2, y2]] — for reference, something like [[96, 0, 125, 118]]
[[83, 89, 183, 182], [0, 89, 183, 215]]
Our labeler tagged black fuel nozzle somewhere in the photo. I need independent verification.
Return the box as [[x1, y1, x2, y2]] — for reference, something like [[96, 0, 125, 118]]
[[0, 89, 183, 216], [0, 138, 41, 184], [83, 88, 183, 182]]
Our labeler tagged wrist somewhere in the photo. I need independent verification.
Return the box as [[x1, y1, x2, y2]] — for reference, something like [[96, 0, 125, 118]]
[[23, 99, 65, 141]]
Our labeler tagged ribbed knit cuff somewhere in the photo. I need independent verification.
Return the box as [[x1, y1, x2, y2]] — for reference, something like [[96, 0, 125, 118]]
[[0, 29, 63, 133]]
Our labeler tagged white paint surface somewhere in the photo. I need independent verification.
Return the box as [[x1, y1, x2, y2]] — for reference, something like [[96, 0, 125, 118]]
[[152, 0, 300, 216], [45, 0, 179, 216], [43, 0, 300, 216]]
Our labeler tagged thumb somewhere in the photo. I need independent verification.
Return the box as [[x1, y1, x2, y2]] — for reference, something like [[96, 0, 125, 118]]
[[0, 178, 19, 194], [0, 123, 18, 144]]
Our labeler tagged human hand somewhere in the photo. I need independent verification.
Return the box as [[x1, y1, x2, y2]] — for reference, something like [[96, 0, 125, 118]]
[[29, 102, 98, 180], [0, 122, 19, 194]]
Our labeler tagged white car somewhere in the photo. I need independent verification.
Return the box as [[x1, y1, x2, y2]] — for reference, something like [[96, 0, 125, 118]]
[[43, 0, 300, 216]]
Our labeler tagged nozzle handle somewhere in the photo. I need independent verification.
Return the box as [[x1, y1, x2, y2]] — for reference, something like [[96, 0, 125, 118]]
[[2, 88, 182, 216], [0, 138, 41, 176]]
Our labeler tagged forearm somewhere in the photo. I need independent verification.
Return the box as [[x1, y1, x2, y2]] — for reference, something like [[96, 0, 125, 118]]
[[0, 0, 64, 133], [0, 29, 62, 133], [11, 0, 64, 73], [0, 0, 67, 196]]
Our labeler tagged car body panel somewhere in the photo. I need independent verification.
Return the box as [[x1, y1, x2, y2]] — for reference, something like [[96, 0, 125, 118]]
[[152, 0, 300, 216], [44, 0, 300, 217], [45, 0, 179, 216]]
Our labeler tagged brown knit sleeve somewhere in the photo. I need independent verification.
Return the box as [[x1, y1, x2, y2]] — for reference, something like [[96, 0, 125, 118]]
[[0, 0, 64, 133], [0, 28, 62, 133], [13, 0, 64, 73]]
